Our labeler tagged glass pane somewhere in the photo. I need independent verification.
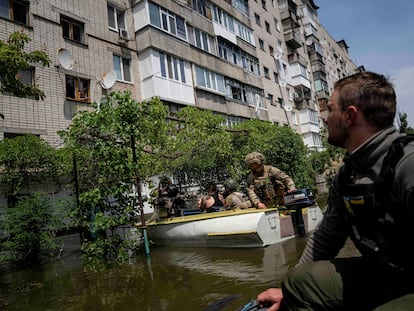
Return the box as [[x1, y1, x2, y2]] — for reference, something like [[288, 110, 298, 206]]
[[65, 76, 76, 99], [180, 60, 185, 83], [107, 6, 116, 29], [12, 2, 27, 24], [149, 2, 160, 28], [72, 23, 82, 42], [61, 20, 70, 39], [159, 53, 166, 78], [113, 55, 122, 80], [117, 10, 125, 29], [122, 58, 131, 81], [0, 0, 8, 19]]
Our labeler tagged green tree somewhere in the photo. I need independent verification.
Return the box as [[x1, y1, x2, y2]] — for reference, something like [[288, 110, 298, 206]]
[[0, 192, 68, 264], [398, 112, 414, 134], [0, 31, 50, 100], [230, 120, 314, 190], [60, 91, 171, 264], [166, 107, 232, 187], [0, 136, 71, 265], [0, 134, 69, 196]]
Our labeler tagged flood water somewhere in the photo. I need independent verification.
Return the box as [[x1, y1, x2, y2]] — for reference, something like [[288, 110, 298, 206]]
[[0, 234, 355, 311]]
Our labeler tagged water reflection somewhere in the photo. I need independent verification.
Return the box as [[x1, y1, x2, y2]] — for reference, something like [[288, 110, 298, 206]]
[[0, 236, 308, 311], [161, 237, 307, 287]]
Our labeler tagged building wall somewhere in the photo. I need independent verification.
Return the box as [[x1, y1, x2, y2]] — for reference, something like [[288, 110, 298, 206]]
[[0, 0, 359, 148]]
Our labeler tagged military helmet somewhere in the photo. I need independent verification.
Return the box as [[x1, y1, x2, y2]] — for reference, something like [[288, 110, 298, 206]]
[[244, 152, 265, 165], [224, 178, 238, 192]]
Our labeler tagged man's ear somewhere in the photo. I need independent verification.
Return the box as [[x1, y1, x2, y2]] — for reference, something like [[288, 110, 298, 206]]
[[346, 105, 358, 125]]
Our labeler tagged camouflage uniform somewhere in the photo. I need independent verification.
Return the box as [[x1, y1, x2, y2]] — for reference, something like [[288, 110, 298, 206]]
[[245, 152, 295, 208], [224, 191, 252, 211]]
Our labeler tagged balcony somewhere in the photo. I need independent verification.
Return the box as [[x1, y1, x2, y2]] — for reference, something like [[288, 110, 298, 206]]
[[288, 52, 308, 67], [284, 30, 302, 49]]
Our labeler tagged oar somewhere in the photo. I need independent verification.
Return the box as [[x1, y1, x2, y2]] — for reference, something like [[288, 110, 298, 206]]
[[203, 294, 241, 311]]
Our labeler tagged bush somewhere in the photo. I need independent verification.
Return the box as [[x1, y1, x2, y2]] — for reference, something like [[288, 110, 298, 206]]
[[0, 192, 65, 264]]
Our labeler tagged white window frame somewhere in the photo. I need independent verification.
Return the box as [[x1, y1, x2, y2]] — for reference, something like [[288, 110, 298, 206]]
[[113, 54, 131, 82], [107, 4, 125, 31]]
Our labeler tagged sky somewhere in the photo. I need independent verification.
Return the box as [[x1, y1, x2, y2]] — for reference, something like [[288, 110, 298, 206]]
[[315, 0, 414, 126]]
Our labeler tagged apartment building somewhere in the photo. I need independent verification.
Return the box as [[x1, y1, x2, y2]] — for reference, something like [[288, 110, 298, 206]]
[[0, 0, 359, 151]]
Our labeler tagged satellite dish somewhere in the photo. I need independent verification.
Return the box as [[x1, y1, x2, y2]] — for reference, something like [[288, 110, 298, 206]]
[[279, 79, 287, 87], [100, 69, 117, 89], [277, 46, 283, 53], [320, 39, 327, 46], [273, 52, 282, 60], [57, 48, 75, 70], [283, 104, 292, 112], [305, 38, 313, 46]]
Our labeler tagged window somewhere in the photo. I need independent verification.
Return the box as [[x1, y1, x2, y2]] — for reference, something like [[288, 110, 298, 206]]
[[273, 71, 279, 83], [195, 66, 225, 94], [259, 39, 265, 51], [113, 55, 131, 82], [65, 75, 90, 102], [187, 25, 214, 53], [254, 13, 260, 26], [61, 15, 84, 43], [107, 4, 125, 31], [263, 66, 270, 79], [149, 2, 186, 40], [269, 45, 274, 56], [268, 93, 274, 105], [159, 52, 186, 84], [261, 0, 266, 10], [16, 68, 34, 85], [265, 21, 270, 33], [0, 0, 29, 25]]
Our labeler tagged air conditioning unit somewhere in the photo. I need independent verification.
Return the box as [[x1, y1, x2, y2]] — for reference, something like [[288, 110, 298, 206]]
[[118, 28, 130, 41]]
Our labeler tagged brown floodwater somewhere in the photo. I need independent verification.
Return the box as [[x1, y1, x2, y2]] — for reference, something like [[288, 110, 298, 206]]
[[0, 234, 358, 311]]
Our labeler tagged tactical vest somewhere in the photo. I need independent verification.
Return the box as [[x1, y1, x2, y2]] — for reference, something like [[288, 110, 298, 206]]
[[253, 166, 284, 206], [340, 135, 414, 272]]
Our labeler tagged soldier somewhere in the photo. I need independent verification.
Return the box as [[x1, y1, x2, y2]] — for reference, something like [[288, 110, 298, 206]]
[[245, 152, 296, 209], [223, 178, 252, 211]]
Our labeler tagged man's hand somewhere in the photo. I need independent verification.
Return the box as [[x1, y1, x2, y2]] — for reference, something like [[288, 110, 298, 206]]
[[257, 202, 267, 209], [257, 288, 284, 311]]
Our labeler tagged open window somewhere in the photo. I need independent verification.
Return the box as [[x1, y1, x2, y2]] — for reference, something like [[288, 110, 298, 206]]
[[61, 15, 85, 44], [0, 0, 29, 25], [65, 75, 90, 102]]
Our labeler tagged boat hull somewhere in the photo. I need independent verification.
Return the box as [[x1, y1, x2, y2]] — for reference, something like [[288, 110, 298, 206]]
[[145, 206, 323, 248]]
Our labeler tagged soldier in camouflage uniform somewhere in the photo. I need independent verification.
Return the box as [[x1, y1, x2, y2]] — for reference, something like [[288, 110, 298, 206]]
[[223, 178, 252, 211], [245, 152, 296, 209]]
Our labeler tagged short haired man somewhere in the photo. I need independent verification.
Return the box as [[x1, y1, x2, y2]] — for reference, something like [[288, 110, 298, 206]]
[[256, 72, 414, 310]]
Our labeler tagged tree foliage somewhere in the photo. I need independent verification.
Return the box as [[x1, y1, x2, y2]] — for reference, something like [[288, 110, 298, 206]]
[[0, 192, 68, 264], [0, 134, 69, 196], [230, 120, 314, 189], [60, 92, 172, 264], [398, 112, 414, 134], [0, 31, 50, 100]]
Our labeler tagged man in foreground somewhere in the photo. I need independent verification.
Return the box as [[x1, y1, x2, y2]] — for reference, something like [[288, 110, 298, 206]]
[[257, 71, 414, 310]]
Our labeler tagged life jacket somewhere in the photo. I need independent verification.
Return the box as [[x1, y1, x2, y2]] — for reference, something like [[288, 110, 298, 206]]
[[340, 135, 414, 272]]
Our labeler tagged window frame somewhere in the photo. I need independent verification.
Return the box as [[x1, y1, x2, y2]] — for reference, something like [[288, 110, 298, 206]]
[[107, 4, 125, 31], [0, 0, 29, 25], [159, 52, 187, 84], [65, 75, 91, 103], [113, 54, 131, 82], [61, 15, 85, 44]]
